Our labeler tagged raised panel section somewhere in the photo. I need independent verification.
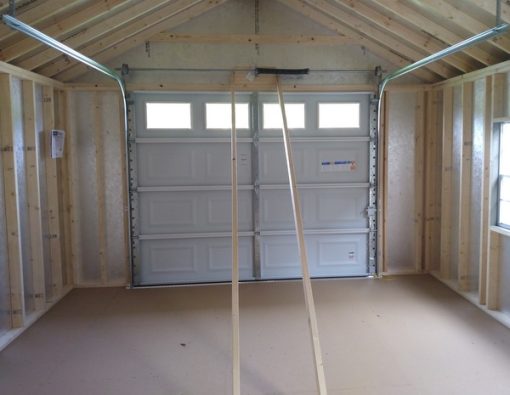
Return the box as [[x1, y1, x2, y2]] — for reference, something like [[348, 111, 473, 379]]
[[139, 237, 253, 284], [259, 141, 368, 184], [261, 234, 368, 279], [139, 191, 252, 234], [137, 143, 252, 186], [260, 188, 368, 230]]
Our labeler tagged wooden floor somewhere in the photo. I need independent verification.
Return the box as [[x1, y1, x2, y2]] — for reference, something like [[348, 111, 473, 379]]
[[0, 275, 509, 395]]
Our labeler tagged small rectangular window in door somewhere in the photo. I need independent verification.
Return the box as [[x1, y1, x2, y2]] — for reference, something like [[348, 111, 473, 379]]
[[146, 102, 191, 129], [319, 103, 360, 128]]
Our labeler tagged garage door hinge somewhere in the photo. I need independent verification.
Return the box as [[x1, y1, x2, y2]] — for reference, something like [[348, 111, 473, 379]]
[[366, 206, 377, 216]]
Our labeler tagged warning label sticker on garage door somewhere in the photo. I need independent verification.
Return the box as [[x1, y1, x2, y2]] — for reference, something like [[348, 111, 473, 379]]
[[320, 160, 357, 172]]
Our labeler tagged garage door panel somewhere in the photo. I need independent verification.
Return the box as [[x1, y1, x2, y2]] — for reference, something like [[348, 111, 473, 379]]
[[132, 91, 373, 285], [260, 234, 368, 279], [139, 237, 254, 284], [137, 143, 252, 186], [259, 142, 368, 184], [139, 191, 253, 234], [260, 188, 369, 230]]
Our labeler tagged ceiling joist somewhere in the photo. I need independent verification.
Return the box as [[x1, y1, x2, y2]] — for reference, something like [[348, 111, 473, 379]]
[[149, 33, 353, 45]]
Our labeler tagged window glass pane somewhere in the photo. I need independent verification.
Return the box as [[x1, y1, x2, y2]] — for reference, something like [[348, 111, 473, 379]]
[[501, 176, 510, 202], [319, 103, 360, 128], [263, 103, 305, 129], [146, 102, 191, 129], [500, 123, 510, 175], [499, 200, 510, 227], [206, 103, 249, 129]]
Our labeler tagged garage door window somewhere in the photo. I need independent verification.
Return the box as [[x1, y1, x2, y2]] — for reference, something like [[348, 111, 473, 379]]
[[146, 102, 192, 129], [263, 103, 305, 129], [499, 123, 510, 228], [318, 103, 360, 128], [205, 103, 250, 129]]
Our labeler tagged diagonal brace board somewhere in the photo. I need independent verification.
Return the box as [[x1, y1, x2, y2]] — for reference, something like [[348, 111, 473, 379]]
[[275, 77, 328, 394]]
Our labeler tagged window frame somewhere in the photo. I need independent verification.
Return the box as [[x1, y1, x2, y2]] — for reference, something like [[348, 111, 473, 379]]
[[497, 123, 510, 229], [204, 102, 250, 130], [145, 101, 193, 130], [262, 102, 306, 130], [317, 102, 361, 129]]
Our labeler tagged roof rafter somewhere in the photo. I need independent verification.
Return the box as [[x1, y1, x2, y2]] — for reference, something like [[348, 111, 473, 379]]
[[0, 0, 86, 45], [303, 0, 454, 79], [277, 0, 437, 82], [373, 0, 504, 66], [334, 0, 476, 74], [0, 0, 130, 63], [417, 0, 510, 53], [17, 0, 177, 71], [36, 0, 207, 78], [470, 0, 510, 23], [54, 0, 230, 81]]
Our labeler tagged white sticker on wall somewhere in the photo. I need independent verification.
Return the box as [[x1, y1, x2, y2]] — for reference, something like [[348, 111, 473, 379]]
[[51, 129, 65, 159], [320, 160, 357, 172]]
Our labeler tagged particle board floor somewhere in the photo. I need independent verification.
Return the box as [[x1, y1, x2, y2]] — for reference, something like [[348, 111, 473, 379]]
[[1, 275, 510, 395]]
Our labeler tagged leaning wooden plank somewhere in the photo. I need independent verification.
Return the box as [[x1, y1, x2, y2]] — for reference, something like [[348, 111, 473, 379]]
[[21, 80, 46, 310], [414, 91, 425, 272], [479, 76, 493, 305], [0, 74, 25, 327], [42, 86, 63, 299], [276, 77, 327, 394], [458, 82, 474, 292], [440, 87, 454, 279], [93, 93, 108, 285], [230, 82, 240, 395], [487, 230, 501, 310]]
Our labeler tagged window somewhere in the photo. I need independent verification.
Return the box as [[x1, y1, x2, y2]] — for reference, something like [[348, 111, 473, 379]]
[[263, 103, 305, 129], [146, 102, 191, 129], [205, 103, 249, 129], [499, 124, 510, 228], [318, 103, 360, 128]]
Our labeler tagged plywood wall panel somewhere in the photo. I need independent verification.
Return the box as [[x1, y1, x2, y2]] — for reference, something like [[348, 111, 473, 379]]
[[101, 92, 127, 283], [73, 92, 101, 283], [68, 91, 128, 286], [385, 92, 417, 272]]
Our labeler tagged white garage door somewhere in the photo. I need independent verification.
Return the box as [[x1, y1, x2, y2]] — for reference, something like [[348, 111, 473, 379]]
[[129, 92, 377, 286]]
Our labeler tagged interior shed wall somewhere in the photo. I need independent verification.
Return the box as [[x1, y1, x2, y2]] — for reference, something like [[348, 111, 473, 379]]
[[432, 66, 510, 325], [0, 64, 71, 349], [66, 91, 128, 286], [385, 91, 419, 273]]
